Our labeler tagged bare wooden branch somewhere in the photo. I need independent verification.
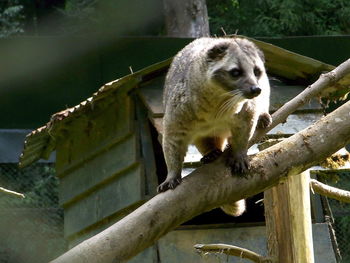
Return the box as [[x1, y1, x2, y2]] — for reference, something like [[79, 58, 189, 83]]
[[310, 179, 350, 203], [194, 243, 272, 263], [250, 57, 350, 146], [0, 187, 25, 198]]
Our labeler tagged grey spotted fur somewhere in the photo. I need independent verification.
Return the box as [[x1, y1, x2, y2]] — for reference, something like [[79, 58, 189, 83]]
[[158, 37, 271, 216]]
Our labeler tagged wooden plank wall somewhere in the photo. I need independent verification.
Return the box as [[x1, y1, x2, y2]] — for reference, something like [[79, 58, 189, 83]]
[[55, 88, 149, 246]]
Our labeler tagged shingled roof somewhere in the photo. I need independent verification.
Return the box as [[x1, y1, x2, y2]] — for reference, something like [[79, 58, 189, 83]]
[[19, 36, 348, 168]]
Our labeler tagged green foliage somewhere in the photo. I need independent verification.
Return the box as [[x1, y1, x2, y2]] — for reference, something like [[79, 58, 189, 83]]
[[59, 0, 98, 34], [59, 0, 164, 36], [0, 0, 25, 38], [207, 0, 350, 37]]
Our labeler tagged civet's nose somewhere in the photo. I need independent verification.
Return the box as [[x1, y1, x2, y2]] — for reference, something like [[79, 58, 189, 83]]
[[250, 86, 261, 96], [244, 86, 261, 99]]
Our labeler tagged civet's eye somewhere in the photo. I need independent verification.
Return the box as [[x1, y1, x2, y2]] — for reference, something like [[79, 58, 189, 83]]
[[230, 68, 242, 78], [254, 66, 262, 78]]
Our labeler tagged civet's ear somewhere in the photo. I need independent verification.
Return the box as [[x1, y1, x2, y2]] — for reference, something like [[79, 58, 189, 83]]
[[256, 48, 265, 63], [207, 43, 229, 61]]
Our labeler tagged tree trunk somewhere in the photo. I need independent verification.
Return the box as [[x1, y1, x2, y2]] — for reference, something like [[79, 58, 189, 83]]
[[50, 99, 350, 263], [163, 0, 209, 37]]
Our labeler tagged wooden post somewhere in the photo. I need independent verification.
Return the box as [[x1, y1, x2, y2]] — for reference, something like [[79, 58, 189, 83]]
[[265, 171, 314, 263]]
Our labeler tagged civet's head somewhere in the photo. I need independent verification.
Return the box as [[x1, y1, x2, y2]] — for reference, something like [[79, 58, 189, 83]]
[[206, 38, 267, 100]]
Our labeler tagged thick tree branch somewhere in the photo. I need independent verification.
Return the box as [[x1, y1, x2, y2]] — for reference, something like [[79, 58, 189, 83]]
[[194, 244, 272, 263], [51, 97, 350, 263], [310, 179, 350, 203], [250, 58, 350, 146]]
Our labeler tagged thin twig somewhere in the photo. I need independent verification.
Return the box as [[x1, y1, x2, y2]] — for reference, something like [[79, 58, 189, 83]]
[[194, 244, 273, 263], [0, 187, 25, 198], [310, 179, 350, 203]]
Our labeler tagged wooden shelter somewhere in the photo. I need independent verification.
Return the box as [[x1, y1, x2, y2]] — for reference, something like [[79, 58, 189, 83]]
[[19, 37, 340, 262]]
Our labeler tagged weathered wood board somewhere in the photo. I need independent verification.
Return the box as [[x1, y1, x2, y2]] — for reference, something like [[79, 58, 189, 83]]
[[249, 37, 334, 82], [138, 76, 165, 117], [59, 134, 138, 206], [66, 200, 144, 248], [135, 99, 159, 196], [64, 164, 143, 238], [128, 246, 158, 263], [55, 91, 133, 173]]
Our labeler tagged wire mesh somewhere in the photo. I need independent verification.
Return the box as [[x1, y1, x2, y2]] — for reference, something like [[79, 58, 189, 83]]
[[327, 172, 350, 263], [0, 163, 66, 263]]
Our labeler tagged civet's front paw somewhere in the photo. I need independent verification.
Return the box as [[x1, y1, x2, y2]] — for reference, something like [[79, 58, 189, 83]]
[[226, 153, 249, 176], [157, 174, 182, 193], [257, 112, 272, 129], [224, 146, 249, 176]]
